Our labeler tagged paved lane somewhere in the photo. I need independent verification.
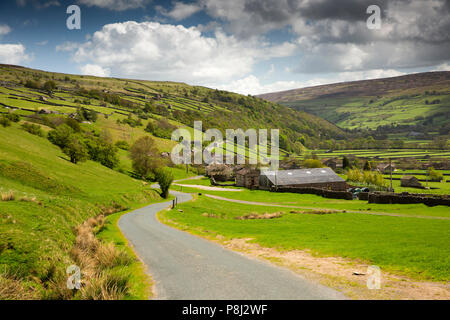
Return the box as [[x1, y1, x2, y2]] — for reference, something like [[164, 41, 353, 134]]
[[119, 190, 346, 300]]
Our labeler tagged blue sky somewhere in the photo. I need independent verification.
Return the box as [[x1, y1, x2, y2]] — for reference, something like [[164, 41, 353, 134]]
[[0, 0, 449, 94]]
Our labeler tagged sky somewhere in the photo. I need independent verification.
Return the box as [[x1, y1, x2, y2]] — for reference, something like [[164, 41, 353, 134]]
[[0, 0, 449, 95]]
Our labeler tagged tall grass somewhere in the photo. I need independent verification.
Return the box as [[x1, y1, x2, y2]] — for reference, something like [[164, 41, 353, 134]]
[[70, 215, 134, 300]]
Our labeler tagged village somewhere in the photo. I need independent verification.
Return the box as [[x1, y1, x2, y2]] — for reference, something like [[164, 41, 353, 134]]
[[204, 156, 450, 207]]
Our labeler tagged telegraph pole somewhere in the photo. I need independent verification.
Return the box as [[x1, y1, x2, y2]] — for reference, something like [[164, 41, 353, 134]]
[[389, 158, 393, 192]]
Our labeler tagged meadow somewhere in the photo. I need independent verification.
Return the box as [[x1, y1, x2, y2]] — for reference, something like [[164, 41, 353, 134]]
[[0, 123, 164, 299], [161, 195, 450, 282]]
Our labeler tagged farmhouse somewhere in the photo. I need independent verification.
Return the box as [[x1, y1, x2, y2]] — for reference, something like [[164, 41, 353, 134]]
[[235, 168, 260, 189], [322, 158, 343, 170], [259, 168, 347, 191], [401, 176, 423, 189]]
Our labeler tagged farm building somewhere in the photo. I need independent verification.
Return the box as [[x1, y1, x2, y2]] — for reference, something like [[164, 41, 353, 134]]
[[377, 163, 396, 174], [236, 168, 260, 189], [400, 176, 424, 188], [259, 168, 347, 191], [205, 163, 234, 182], [322, 158, 343, 170]]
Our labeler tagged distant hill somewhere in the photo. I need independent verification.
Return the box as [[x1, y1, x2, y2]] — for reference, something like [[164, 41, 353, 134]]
[[0, 64, 346, 153], [258, 72, 450, 134]]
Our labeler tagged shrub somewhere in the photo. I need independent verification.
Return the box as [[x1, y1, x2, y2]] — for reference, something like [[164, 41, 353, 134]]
[[115, 140, 129, 151], [0, 116, 11, 128], [4, 113, 20, 122], [302, 159, 324, 168], [21, 123, 44, 137], [154, 168, 174, 199], [428, 167, 444, 182]]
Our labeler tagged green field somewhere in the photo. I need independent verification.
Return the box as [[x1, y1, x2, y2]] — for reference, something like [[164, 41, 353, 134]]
[[172, 181, 450, 218], [162, 194, 450, 281], [0, 124, 164, 299]]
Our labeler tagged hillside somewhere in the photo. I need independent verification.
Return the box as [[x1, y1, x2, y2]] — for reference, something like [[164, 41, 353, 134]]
[[258, 72, 450, 135], [0, 122, 168, 299], [0, 64, 346, 153]]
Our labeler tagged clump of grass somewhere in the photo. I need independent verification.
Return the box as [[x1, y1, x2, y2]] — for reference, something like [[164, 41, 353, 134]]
[[99, 202, 127, 216], [289, 210, 339, 215], [235, 212, 283, 220], [80, 270, 130, 300], [0, 269, 36, 300], [1, 190, 15, 201], [70, 215, 134, 300]]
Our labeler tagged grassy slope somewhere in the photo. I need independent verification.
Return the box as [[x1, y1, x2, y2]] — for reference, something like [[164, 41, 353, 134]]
[[161, 195, 450, 281], [0, 123, 163, 298], [258, 72, 450, 131], [0, 64, 346, 153]]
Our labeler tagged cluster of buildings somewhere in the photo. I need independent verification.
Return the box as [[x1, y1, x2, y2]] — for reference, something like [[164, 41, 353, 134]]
[[206, 164, 347, 191]]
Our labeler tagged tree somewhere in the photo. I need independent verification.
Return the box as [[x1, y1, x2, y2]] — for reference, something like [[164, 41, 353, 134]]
[[48, 124, 74, 148], [363, 160, 372, 171], [43, 80, 57, 93], [343, 156, 351, 169], [63, 136, 88, 164], [129, 136, 163, 179], [155, 168, 173, 198]]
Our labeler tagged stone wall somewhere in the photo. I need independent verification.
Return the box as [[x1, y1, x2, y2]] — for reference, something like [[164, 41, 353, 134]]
[[274, 186, 353, 200], [368, 192, 450, 207]]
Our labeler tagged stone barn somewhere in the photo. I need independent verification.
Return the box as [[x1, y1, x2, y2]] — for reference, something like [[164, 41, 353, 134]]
[[259, 168, 347, 191], [205, 164, 234, 182], [322, 158, 343, 170], [401, 176, 423, 189], [236, 168, 260, 189]]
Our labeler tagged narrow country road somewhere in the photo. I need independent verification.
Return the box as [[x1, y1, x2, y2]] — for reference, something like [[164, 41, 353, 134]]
[[118, 189, 347, 300]]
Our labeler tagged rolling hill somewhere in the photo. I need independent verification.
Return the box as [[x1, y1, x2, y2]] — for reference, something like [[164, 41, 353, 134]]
[[0, 64, 346, 153], [258, 72, 450, 134]]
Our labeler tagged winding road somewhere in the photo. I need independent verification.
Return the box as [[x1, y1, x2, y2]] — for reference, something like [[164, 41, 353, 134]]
[[118, 189, 347, 300]]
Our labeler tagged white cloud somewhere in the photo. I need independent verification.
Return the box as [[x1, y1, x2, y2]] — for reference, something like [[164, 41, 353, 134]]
[[36, 40, 48, 46], [0, 24, 11, 36], [433, 63, 450, 71], [65, 21, 291, 84], [56, 41, 80, 52], [77, 0, 149, 11], [0, 44, 31, 65], [157, 1, 203, 20], [80, 64, 111, 77]]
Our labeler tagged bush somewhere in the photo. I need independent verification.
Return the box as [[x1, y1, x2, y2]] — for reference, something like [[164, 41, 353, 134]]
[[155, 168, 174, 199], [4, 113, 20, 122], [0, 116, 11, 128], [145, 118, 176, 139], [347, 168, 386, 188], [115, 140, 130, 150], [302, 159, 324, 168], [428, 167, 444, 182], [21, 123, 44, 137]]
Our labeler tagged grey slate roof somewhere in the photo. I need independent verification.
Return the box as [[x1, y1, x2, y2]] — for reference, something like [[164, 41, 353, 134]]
[[261, 168, 345, 186]]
